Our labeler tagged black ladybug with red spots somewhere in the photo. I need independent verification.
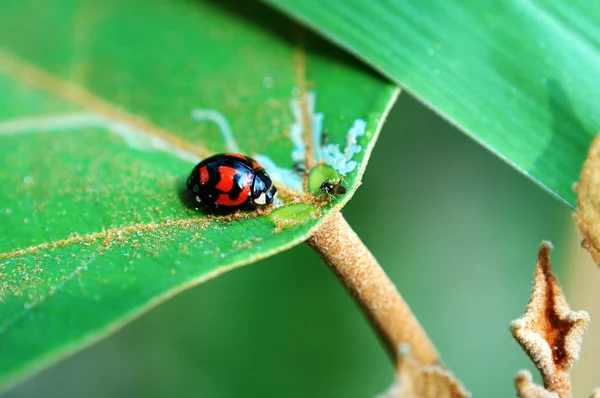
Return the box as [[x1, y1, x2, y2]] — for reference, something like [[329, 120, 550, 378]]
[[187, 153, 278, 210]]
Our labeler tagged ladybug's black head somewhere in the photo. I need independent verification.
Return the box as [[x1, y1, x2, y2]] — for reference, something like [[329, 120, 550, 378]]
[[251, 169, 278, 206]]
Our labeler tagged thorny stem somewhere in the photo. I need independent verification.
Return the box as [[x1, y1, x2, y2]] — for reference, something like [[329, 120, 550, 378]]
[[306, 211, 441, 366]]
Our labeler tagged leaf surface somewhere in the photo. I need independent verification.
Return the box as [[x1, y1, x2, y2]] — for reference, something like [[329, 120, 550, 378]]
[[0, 0, 397, 388]]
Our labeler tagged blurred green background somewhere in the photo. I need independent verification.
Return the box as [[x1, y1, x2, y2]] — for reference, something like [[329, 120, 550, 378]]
[[5, 91, 596, 398]]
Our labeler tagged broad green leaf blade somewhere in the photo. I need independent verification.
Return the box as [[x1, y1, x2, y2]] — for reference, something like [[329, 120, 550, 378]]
[[0, 0, 398, 389], [263, 0, 600, 207]]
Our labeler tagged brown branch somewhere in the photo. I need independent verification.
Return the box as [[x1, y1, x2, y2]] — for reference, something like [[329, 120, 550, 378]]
[[382, 351, 469, 397], [306, 211, 440, 366]]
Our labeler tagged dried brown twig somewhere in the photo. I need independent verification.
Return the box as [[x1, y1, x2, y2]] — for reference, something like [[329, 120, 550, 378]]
[[380, 347, 469, 398], [510, 242, 590, 398], [514, 370, 558, 398]]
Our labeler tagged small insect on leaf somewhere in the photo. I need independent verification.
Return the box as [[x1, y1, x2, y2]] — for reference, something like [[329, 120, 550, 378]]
[[187, 153, 278, 211], [320, 178, 347, 196]]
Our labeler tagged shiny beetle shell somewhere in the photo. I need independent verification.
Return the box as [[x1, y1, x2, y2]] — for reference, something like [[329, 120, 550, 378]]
[[187, 153, 277, 209]]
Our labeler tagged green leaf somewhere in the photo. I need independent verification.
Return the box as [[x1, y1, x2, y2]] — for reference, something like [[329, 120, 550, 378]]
[[263, 0, 600, 207], [0, 0, 397, 389]]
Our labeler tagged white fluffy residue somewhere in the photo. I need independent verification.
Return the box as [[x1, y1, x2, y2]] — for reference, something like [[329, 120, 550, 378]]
[[316, 118, 367, 174], [253, 154, 303, 192], [288, 89, 367, 175]]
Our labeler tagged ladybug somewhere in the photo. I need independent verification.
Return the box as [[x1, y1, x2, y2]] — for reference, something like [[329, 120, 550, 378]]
[[187, 153, 278, 209], [320, 178, 347, 196]]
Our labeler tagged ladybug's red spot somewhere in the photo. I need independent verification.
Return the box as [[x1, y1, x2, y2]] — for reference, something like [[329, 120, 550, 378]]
[[215, 166, 238, 192], [199, 166, 209, 184], [217, 185, 250, 206]]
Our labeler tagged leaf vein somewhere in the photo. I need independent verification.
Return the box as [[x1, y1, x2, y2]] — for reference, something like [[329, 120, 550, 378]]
[[0, 49, 211, 159]]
